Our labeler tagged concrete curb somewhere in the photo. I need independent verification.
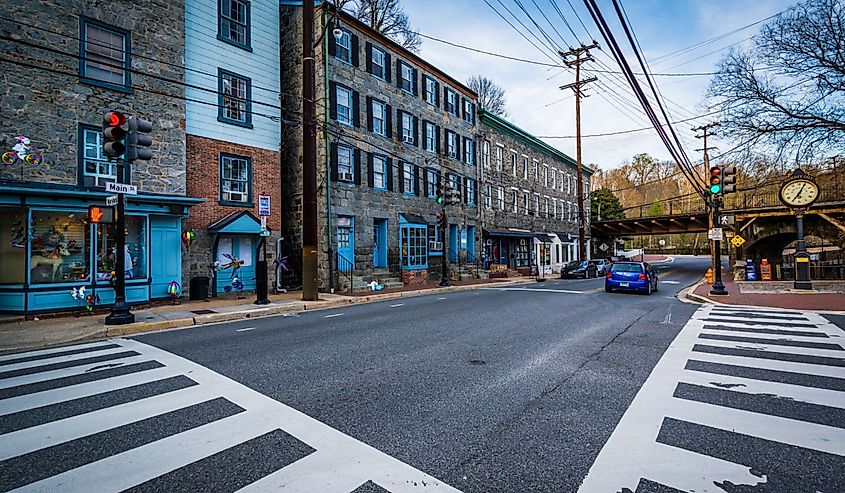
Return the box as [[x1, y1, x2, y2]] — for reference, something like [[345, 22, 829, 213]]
[[678, 278, 709, 305]]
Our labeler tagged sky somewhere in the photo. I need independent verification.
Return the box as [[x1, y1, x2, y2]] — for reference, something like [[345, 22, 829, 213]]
[[402, 0, 796, 171]]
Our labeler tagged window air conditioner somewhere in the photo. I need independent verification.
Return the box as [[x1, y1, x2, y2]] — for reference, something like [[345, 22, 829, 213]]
[[338, 171, 354, 182], [224, 191, 246, 202], [403, 134, 414, 144], [429, 241, 443, 251]]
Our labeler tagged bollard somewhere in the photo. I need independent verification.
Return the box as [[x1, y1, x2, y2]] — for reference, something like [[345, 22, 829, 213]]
[[705, 268, 714, 284]]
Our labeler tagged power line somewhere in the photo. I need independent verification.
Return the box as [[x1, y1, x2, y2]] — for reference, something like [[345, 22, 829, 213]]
[[537, 109, 722, 138]]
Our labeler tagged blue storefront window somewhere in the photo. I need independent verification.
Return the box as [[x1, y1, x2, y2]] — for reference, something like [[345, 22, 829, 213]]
[[400, 224, 427, 270]]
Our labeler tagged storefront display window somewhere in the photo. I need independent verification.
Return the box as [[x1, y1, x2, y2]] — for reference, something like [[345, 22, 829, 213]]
[[0, 208, 26, 284], [95, 216, 147, 281], [514, 239, 529, 267], [29, 211, 89, 284]]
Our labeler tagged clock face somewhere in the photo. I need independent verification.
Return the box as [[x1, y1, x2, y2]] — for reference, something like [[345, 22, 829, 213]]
[[780, 179, 819, 207]]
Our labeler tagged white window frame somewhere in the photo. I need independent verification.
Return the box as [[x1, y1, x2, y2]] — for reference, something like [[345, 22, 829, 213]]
[[424, 122, 436, 153], [401, 111, 414, 144], [511, 188, 518, 213], [338, 145, 354, 181], [336, 85, 352, 126], [495, 145, 503, 172], [335, 30, 352, 64], [510, 151, 517, 176], [426, 169, 437, 197], [402, 161, 414, 193], [373, 154, 387, 189], [522, 156, 529, 180], [371, 46, 386, 80], [424, 76, 436, 106], [498, 187, 505, 210], [464, 138, 474, 165], [523, 191, 530, 215], [543, 164, 549, 187], [533, 193, 540, 217], [400, 61, 414, 94], [447, 131, 457, 159], [371, 99, 386, 136], [482, 141, 490, 168], [484, 184, 492, 208], [551, 168, 557, 189]]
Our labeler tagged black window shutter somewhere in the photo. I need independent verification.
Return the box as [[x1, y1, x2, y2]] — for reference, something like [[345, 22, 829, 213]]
[[353, 148, 361, 185], [455, 134, 461, 160], [386, 157, 394, 191], [351, 35, 359, 67], [414, 165, 421, 195], [397, 111, 404, 142], [385, 53, 392, 82], [422, 167, 429, 195], [434, 81, 440, 108], [398, 163, 405, 193], [328, 23, 337, 56], [461, 97, 467, 119], [473, 179, 479, 205], [396, 61, 402, 88], [330, 142, 339, 182], [412, 68, 419, 96], [464, 177, 469, 204], [329, 81, 337, 120], [365, 42, 373, 74], [386, 105, 393, 138], [366, 96, 373, 132], [352, 90, 360, 127], [412, 116, 419, 147], [367, 153, 375, 188], [435, 125, 441, 154]]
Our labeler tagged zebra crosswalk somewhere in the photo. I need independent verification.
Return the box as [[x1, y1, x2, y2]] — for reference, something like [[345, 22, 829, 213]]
[[578, 305, 845, 493], [0, 339, 459, 493]]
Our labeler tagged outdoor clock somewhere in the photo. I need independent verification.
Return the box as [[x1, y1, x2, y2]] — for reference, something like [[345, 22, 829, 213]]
[[779, 169, 819, 209]]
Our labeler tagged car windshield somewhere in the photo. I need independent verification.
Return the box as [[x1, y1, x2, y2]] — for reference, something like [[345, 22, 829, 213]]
[[610, 263, 643, 273], [565, 261, 582, 269]]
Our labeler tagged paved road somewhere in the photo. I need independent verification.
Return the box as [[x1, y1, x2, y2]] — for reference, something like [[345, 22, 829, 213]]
[[1, 256, 843, 492]]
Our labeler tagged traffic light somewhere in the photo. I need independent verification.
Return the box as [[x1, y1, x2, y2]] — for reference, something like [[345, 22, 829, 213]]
[[102, 111, 127, 158], [708, 166, 722, 194], [127, 116, 154, 161], [88, 205, 115, 224], [722, 165, 737, 194], [436, 178, 444, 205]]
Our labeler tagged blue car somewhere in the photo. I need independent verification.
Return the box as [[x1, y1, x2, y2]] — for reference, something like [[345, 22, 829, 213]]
[[605, 261, 659, 295]]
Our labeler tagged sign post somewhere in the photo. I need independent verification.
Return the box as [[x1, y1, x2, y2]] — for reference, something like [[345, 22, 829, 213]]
[[709, 198, 728, 296], [255, 194, 272, 305]]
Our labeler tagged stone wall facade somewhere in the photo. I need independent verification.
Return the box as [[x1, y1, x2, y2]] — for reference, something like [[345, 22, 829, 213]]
[[281, 5, 481, 291], [0, 0, 186, 194]]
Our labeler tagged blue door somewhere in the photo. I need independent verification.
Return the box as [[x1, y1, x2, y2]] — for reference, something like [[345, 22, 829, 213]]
[[467, 226, 475, 262], [150, 216, 181, 299], [373, 219, 387, 268], [449, 224, 458, 263], [216, 235, 256, 293], [337, 217, 354, 272]]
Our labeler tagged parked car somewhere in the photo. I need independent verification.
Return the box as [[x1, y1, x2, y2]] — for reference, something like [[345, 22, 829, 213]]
[[561, 260, 598, 279], [590, 259, 611, 276], [605, 261, 659, 294]]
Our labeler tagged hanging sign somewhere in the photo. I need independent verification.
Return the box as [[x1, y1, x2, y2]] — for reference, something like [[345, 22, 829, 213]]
[[258, 195, 271, 216]]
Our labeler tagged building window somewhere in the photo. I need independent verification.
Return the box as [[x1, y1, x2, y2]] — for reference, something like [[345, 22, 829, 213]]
[[372, 154, 387, 190], [544, 196, 550, 217], [445, 88, 458, 115], [463, 99, 475, 124], [371, 99, 386, 136], [80, 125, 116, 187], [447, 173, 460, 194], [80, 18, 130, 90], [401, 111, 414, 144], [533, 194, 540, 216], [218, 0, 250, 49], [335, 29, 352, 63], [552, 198, 558, 219], [218, 69, 252, 127], [338, 145, 354, 182], [482, 141, 490, 168], [551, 168, 557, 189], [510, 152, 517, 176], [533, 159, 539, 181], [336, 85, 353, 126], [402, 162, 414, 193], [400, 224, 428, 269], [484, 184, 492, 208], [467, 178, 476, 205], [29, 211, 90, 284], [424, 76, 437, 105], [446, 131, 457, 159], [498, 187, 505, 210], [543, 164, 549, 186], [523, 192, 530, 215], [399, 61, 415, 93], [426, 169, 437, 197], [522, 157, 529, 180], [463, 138, 475, 165], [511, 189, 518, 213], [424, 122, 436, 153], [220, 154, 251, 204], [496, 145, 504, 172], [371, 46, 386, 80], [428, 225, 443, 255], [566, 174, 572, 194]]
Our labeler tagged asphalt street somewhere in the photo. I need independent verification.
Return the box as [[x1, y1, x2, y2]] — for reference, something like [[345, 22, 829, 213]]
[[2, 255, 844, 492]]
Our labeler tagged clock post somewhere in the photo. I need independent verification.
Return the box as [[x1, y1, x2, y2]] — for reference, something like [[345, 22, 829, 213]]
[[778, 169, 818, 290], [793, 210, 812, 290]]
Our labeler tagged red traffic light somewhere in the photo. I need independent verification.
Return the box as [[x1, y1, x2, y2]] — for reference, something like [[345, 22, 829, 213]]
[[709, 166, 721, 176], [105, 111, 126, 127]]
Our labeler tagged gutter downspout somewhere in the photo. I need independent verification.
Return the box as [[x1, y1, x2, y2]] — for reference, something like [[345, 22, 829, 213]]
[[322, 6, 334, 292]]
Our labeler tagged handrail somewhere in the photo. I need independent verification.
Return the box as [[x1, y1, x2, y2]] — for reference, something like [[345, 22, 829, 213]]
[[336, 252, 353, 294]]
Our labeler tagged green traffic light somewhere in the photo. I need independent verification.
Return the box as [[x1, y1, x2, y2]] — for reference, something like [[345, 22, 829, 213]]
[[436, 197, 444, 204], [710, 185, 721, 194]]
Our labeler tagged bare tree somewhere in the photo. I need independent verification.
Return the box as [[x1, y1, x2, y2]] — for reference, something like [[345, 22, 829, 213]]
[[467, 75, 508, 117], [341, 0, 421, 53], [708, 0, 845, 162]]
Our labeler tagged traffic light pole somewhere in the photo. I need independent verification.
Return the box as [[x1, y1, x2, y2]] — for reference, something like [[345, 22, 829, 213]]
[[709, 196, 728, 296], [105, 158, 135, 325]]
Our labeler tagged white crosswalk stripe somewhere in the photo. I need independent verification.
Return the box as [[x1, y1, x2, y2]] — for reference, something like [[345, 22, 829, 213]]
[[578, 305, 845, 493], [0, 338, 459, 493]]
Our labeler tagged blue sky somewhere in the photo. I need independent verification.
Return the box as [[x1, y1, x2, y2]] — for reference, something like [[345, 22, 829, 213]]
[[403, 0, 796, 170]]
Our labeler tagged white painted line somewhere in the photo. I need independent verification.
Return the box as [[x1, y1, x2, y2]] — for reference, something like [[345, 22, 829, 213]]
[[324, 313, 344, 318], [0, 354, 152, 390], [437, 297, 447, 300], [480, 287, 587, 294], [236, 327, 255, 332], [390, 303, 404, 308], [661, 280, 680, 285], [0, 345, 132, 374], [0, 341, 115, 363]]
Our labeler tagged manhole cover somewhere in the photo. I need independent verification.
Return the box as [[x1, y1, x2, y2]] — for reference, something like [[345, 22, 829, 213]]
[[191, 309, 217, 315], [469, 359, 486, 365]]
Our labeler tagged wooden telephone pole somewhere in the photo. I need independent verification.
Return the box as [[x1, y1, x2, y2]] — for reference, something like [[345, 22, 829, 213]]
[[560, 43, 598, 261], [693, 122, 721, 287]]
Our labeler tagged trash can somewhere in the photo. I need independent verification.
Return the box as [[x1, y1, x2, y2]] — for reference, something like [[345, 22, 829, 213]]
[[189, 276, 209, 300], [744, 260, 758, 281]]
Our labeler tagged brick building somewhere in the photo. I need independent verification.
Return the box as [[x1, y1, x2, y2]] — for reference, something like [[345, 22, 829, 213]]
[[280, 3, 481, 291], [0, 0, 199, 314], [183, 0, 283, 297], [478, 109, 592, 275]]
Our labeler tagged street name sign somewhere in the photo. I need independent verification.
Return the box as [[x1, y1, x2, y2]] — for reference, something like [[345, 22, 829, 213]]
[[708, 228, 723, 241], [106, 195, 119, 206], [106, 182, 138, 195]]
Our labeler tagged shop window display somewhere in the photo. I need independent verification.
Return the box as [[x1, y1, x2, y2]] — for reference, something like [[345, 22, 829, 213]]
[[29, 211, 89, 284], [514, 239, 529, 268], [95, 216, 147, 281], [0, 208, 26, 283]]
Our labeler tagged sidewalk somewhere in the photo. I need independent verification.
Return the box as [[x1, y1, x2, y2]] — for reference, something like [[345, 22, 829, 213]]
[[689, 274, 845, 311], [0, 277, 534, 354]]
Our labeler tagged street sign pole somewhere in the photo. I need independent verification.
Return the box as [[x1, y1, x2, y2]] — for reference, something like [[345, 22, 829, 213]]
[[710, 197, 728, 296], [105, 158, 135, 325]]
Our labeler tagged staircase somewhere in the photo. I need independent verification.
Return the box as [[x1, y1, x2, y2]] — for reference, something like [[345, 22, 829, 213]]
[[346, 269, 403, 293]]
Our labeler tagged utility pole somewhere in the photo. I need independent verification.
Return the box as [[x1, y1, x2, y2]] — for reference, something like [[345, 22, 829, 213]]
[[301, 0, 319, 301], [560, 43, 598, 261], [692, 123, 720, 185], [693, 122, 721, 287]]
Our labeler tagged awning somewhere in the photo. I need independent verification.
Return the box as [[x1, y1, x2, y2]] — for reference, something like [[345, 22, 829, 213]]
[[556, 232, 573, 242], [209, 210, 264, 234], [534, 233, 554, 243], [483, 229, 535, 238], [400, 213, 427, 225]]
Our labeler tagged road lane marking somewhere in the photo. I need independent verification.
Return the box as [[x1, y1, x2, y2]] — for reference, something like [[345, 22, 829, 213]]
[[236, 327, 255, 332], [324, 313, 344, 318], [662, 280, 680, 285], [437, 297, 447, 300], [390, 303, 404, 308], [480, 287, 588, 294]]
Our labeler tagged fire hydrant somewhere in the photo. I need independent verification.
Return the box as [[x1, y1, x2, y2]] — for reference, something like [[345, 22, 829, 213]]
[[705, 268, 714, 284]]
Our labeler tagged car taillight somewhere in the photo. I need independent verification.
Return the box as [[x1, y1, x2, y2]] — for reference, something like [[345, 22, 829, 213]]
[[638, 273, 647, 280], [606, 272, 612, 278]]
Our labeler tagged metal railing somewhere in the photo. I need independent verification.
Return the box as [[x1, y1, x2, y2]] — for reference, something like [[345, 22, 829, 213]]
[[336, 253, 354, 294]]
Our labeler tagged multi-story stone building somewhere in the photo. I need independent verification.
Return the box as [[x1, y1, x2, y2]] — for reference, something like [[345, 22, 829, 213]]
[[183, 0, 283, 297], [0, 1, 198, 314], [280, 3, 481, 291], [478, 109, 592, 275]]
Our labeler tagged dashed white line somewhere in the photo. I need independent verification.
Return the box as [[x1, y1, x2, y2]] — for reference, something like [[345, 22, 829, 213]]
[[236, 327, 255, 332], [390, 303, 405, 308], [437, 297, 447, 300], [324, 313, 344, 318]]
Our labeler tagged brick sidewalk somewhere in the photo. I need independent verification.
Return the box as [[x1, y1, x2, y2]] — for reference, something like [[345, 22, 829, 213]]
[[692, 274, 845, 311]]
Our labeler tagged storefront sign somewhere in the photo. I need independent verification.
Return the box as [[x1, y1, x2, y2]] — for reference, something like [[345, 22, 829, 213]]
[[106, 182, 137, 195], [258, 195, 271, 216]]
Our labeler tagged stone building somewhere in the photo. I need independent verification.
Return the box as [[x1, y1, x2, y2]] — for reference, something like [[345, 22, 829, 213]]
[[477, 109, 592, 275], [280, 3, 481, 291], [183, 0, 283, 298], [0, 0, 198, 314]]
